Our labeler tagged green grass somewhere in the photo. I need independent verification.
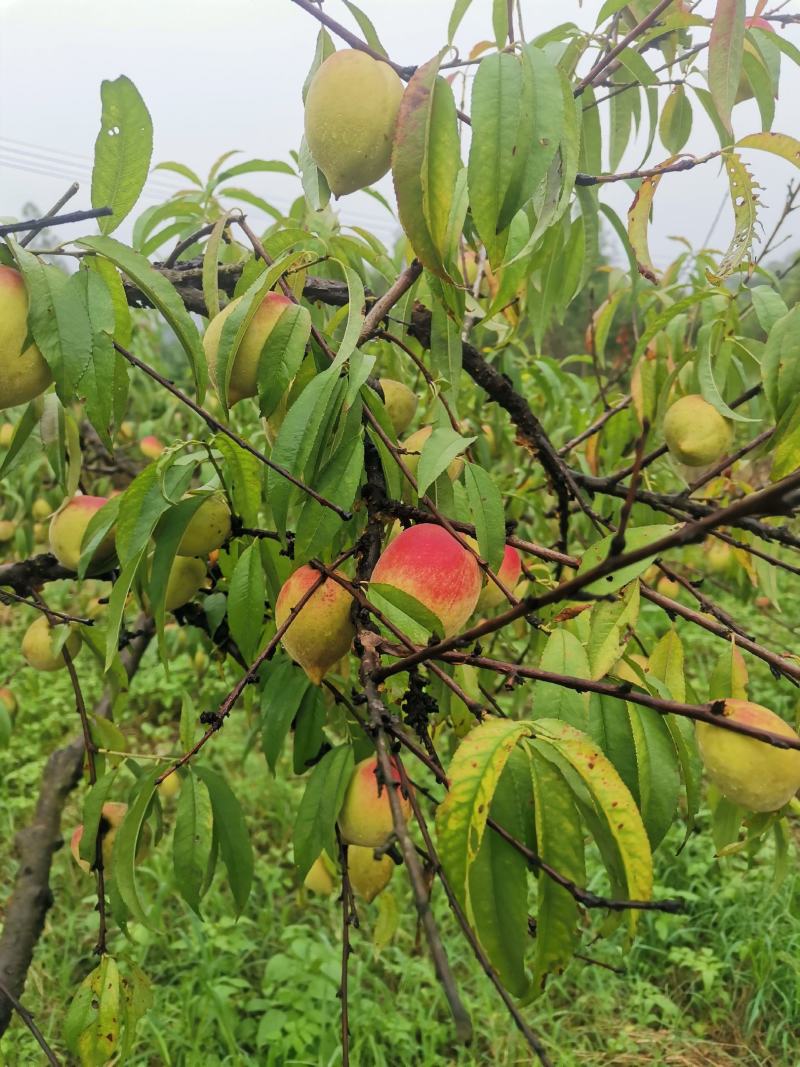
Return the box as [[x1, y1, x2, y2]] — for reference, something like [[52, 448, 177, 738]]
[[1, 589, 799, 1066]]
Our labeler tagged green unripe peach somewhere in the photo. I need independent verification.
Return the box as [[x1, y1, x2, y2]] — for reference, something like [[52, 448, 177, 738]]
[[696, 699, 800, 812], [203, 291, 293, 406], [157, 773, 181, 802], [348, 844, 394, 903], [177, 493, 232, 557], [31, 498, 51, 520], [0, 265, 52, 410], [663, 395, 732, 467], [21, 615, 82, 671], [276, 565, 355, 685], [0, 519, 16, 543], [0, 423, 14, 447], [304, 50, 404, 197], [49, 495, 115, 572], [304, 852, 337, 896], [379, 379, 418, 436], [163, 556, 207, 612], [338, 756, 413, 848]]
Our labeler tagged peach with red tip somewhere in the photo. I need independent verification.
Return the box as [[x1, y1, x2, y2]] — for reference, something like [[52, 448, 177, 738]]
[[477, 544, 522, 611], [338, 757, 412, 848], [275, 565, 355, 684], [370, 523, 482, 636], [49, 495, 115, 572]]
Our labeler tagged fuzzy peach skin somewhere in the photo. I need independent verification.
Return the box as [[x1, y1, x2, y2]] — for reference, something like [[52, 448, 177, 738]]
[[176, 493, 231, 557], [49, 495, 115, 571], [338, 757, 412, 848], [203, 291, 293, 405], [347, 844, 394, 903], [477, 544, 523, 611], [275, 565, 355, 684], [370, 523, 482, 636], [304, 50, 404, 196], [696, 699, 800, 812], [0, 265, 52, 410]]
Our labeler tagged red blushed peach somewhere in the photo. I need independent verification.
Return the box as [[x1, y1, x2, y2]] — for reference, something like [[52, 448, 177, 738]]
[[49, 495, 115, 572], [477, 544, 522, 611], [140, 435, 164, 459], [370, 523, 482, 636], [338, 757, 412, 847], [275, 565, 355, 684]]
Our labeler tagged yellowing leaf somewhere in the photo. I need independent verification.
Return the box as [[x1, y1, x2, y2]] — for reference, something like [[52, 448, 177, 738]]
[[436, 718, 533, 923]]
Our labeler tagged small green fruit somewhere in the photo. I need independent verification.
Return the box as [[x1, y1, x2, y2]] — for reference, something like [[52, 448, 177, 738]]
[[379, 379, 418, 436]]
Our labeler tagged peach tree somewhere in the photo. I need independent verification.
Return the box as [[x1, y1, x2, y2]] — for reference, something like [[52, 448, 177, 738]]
[[1, 1, 800, 1062]]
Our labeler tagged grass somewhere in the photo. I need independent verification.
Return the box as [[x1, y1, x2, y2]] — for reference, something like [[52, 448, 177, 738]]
[[1, 585, 799, 1066]]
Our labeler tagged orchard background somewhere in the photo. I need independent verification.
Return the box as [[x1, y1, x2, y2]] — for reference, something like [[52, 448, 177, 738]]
[[2, 1, 800, 1064]]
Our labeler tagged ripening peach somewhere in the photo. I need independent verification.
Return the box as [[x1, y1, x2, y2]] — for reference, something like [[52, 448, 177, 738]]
[[401, 426, 463, 482], [203, 291, 293, 405], [476, 544, 522, 611], [379, 379, 418, 436], [275, 566, 355, 684], [70, 802, 128, 873], [338, 757, 412, 848], [304, 852, 337, 896], [0, 423, 14, 447], [0, 519, 16, 543], [348, 844, 394, 903], [0, 687, 17, 718], [370, 524, 482, 637], [0, 265, 52, 410], [696, 699, 800, 812], [663, 395, 732, 467], [140, 435, 164, 459], [21, 616, 82, 671], [49, 495, 115, 572]]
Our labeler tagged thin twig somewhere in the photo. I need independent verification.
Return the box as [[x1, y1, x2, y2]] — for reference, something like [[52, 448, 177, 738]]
[[19, 183, 80, 247], [0, 979, 62, 1066], [0, 207, 112, 236]]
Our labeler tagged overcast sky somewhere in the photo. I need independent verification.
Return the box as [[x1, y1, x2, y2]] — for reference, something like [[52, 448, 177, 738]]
[[1, 0, 799, 269]]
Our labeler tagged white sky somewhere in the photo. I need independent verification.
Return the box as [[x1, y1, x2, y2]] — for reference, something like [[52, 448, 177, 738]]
[[1, 0, 799, 269]]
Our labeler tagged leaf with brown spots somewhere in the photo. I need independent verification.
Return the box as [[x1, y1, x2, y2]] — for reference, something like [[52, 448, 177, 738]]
[[534, 718, 653, 934], [436, 717, 534, 928]]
